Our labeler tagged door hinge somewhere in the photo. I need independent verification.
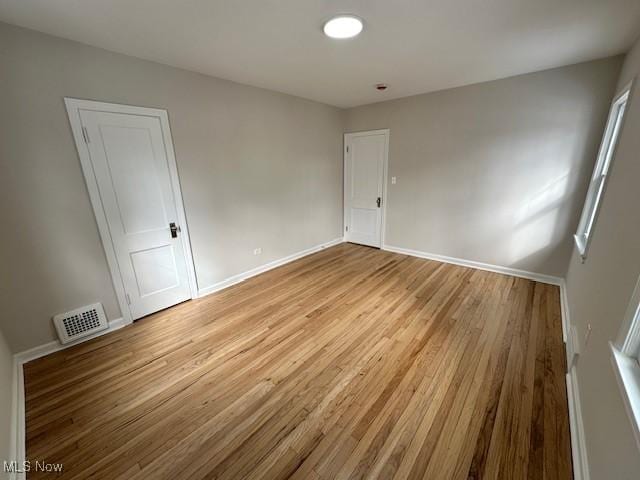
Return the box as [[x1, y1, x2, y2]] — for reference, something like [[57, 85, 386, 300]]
[[125, 293, 132, 305], [81, 126, 90, 144]]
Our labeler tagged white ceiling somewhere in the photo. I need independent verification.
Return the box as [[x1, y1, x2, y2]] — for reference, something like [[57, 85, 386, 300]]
[[1, 0, 639, 108]]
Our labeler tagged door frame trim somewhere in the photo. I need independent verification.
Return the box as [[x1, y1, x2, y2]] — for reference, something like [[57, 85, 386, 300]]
[[65, 98, 199, 325], [343, 129, 390, 248]]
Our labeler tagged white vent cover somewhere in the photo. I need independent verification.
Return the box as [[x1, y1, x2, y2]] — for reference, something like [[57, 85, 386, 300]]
[[53, 303, 108, 344]]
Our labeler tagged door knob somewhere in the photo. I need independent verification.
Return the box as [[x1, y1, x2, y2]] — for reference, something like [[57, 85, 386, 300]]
[[169, 222, 179, 238], [376, 197, 382, 208]]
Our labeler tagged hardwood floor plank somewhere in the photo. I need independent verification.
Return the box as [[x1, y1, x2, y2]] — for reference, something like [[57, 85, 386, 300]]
[[23, 243, 572, 479]]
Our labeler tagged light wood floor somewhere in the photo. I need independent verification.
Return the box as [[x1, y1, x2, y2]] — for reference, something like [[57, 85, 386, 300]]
[[24, 243, 572, 479]]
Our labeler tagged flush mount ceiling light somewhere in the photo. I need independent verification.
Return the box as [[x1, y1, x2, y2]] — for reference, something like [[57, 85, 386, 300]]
[[323, 15, 363, 39]]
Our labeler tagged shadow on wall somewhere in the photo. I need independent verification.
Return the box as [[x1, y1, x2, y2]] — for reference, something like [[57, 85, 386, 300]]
[[505, 100, 611, 276], [510, 171, 570, 266], [415, 93, 607, 277], [355, 58, 622, 278]]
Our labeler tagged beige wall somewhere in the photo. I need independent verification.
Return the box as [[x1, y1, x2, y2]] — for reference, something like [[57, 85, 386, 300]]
[[0, 22, 344, 352], [0, 328, 13, 480], [345, 58, 623, 277], [565, 36, 640, 479]]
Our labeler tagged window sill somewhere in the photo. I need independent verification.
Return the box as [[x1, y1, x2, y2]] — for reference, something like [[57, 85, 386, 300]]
[[573, 234, 588, 261], [610, 342, 640, 451]]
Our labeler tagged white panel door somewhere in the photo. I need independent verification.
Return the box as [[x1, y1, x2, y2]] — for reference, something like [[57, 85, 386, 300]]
[[79, 110, 192, 319], [344, 131, 388, 248]]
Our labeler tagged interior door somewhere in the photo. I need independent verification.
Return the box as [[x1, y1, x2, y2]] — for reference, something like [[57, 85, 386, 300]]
[[79, 110, 192, 319], [344, 131, 387, 248]]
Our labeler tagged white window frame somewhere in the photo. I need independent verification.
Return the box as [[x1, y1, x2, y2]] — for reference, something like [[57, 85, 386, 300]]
[[574, 83, 632, 260], [611, 275, 640, 452]]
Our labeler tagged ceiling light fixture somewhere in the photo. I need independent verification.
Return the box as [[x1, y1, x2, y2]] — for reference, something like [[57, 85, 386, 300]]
[[323, 15, 363, 39]]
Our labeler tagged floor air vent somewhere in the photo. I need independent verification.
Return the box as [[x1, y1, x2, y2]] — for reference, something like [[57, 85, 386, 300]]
[[53, 303, 109, 344]]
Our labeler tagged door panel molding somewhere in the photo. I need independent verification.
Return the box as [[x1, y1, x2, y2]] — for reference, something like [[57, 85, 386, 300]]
[[65, 98, 198, 325], [343, 129, 389, 248]]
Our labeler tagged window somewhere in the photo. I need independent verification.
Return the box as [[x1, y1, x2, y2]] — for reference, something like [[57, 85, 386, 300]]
[[611, 276, 640, 451], [574, 85, 630, 259]]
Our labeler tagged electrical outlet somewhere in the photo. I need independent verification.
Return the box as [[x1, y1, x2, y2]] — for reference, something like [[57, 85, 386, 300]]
[[253, 248, 262, 255], [391, 176, 397, 185], [584, 323, 593, 347]]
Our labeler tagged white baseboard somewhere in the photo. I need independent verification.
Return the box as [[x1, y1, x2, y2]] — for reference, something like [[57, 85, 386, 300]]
[[560, 279, 570, 344], [382, 244, 563, 286], [197, 237, 344, 298], [10, 316, 127, 479], [9, 356, 24, 480], [14, 317, 128, 365], [566, 366, 590, 480], [560, 278, 589, 480], [8, 356, 21, 480]]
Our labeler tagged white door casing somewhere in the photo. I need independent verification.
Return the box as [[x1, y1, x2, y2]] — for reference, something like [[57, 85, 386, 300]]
[[344, 130, 389, 248], [66, 99, 198, 323]]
